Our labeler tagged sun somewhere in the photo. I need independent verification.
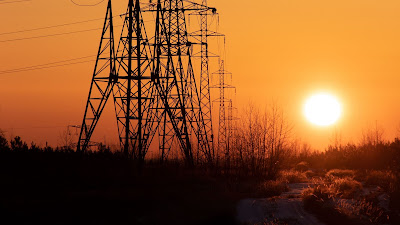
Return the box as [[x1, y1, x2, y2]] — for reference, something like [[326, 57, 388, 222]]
[[304, 93, 342, 126]]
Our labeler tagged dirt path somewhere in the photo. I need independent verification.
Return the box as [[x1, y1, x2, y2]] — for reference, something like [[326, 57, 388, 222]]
[[236, 183, 325, 225]]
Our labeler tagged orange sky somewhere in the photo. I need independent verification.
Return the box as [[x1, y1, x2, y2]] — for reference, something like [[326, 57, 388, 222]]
[[1, 0, 400, 150]]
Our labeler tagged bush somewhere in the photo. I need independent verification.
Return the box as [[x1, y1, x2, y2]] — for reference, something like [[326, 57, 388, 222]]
[[326, 169, 355, 179], [304, 170, 316, 178], [257, 180, 289, 197], [279, 170, 308, 183], [365, 170, 396, 190], [302, 184, 338, 220], [294, 161, 309, 172], [332, 178, 363, 199], [336, 198, 389, 224], [0, 131, 9, 151], [301, 184, 380, 225]]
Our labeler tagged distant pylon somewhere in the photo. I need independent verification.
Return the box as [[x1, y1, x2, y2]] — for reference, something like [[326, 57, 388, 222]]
[[226, 99, 238, 158], [190, 0, 224, 163], [199, 0, 214, 161], [211, 60, 235, 166], [150, 0, 216, 164]]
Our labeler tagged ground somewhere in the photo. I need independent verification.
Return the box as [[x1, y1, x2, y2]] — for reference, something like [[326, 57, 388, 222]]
[[237, 183, 324, 225]]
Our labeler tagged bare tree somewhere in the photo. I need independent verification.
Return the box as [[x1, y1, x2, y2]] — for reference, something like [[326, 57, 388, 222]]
[[361, 121, 385, 146], [229, 102, 292, 178]]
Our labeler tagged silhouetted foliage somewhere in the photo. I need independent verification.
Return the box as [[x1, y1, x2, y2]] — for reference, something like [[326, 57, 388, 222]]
[[3, 129, 400, 224], [0, 130, 9, 151], [10, 136, 28, 152]]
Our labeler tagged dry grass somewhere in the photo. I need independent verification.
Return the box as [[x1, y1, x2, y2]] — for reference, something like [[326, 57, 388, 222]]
[[279, 170, 308, 183], [364, 170, 397, 190], [332, 177, 363, 199], [301, 172, 391, 225], [304, 170, 318, 178], [326, 169, 355, 179], [335, 198, 389, 224], [257, 180, 289, 197], [249, 218, 298, 225], [302, 183, 334, 202], [294, 161, 309, 172]]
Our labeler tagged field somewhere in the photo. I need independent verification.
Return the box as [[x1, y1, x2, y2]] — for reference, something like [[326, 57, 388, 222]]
[[2, 133, 400, 225]]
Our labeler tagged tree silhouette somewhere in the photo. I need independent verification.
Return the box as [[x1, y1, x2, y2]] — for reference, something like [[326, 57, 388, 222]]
[[10, 136, 28, 152], [0, 130, 9, 151]]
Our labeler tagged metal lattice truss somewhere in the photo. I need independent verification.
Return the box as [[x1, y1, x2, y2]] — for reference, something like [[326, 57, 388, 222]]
[[78, 0, 219, 165], [211, 60, 235, 163], [77, 0, 116, 152]]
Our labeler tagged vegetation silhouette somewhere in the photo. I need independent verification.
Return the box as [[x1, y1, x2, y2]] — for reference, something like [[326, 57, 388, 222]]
[[2, 105, 400, 224]]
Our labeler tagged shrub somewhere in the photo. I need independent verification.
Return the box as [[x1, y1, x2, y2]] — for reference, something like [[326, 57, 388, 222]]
[[336, 199, 389, 224], [294, 161, 309, 172], [302, 184, 337, 219], [0, 130, 8, 150], [279, 170, 308, 183], [326, 169, 355, 179], [257, 180, 289, 197], [256, 218, 297, 225], [365, 170, 396, 190], [304, 170, 316, 178], [301, 184, 382, 225], [332, 178, 363, 199]]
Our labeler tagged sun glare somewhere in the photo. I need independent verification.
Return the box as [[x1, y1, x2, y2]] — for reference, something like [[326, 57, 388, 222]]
[[304, 93, 342, 126]]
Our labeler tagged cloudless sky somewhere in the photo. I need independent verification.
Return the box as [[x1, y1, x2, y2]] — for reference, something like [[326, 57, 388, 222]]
[[1, 0, 400, 149]]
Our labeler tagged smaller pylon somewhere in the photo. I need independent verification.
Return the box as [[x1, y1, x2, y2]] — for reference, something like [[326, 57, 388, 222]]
[[211, 60, 235, 167], [189, 0, 224, 163]]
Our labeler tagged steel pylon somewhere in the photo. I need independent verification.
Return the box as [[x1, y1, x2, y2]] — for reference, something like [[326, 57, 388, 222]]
[[78, 0, 219, 166], [112, 0, 156, 160], [77, 0, 116, 152], [211, 60, 235, 166], [149, 0, 216, 164]]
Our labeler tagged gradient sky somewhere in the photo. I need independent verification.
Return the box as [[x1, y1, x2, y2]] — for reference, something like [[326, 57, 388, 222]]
[[1, 0, 400, 149]]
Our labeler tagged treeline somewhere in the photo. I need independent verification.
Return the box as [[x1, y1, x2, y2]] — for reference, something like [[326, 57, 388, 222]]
[[289, 140, 400, 172], [3, 104, 400, 178]]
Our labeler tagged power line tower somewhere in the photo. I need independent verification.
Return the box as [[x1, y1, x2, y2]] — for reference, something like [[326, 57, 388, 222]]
[[150, 0, 217, 165], [77, 0, 116, 152], [190, 0, 223, 162], [113, 0, 156, 160], [226, 99, 238, 162], [211, 60, 235, 167], [78, 0, 218, 166], [78, 0, 156, 162]]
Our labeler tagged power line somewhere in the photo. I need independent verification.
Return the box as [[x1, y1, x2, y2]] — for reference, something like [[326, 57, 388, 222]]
[[0, 55, 95, 73], [0, 0, 31, 5], [0, 23, 123, 43], [0, 18, 104, 36], [2, 126, 66, 130], [0, 27, 103, 43], [0, 59, 94, 75], [70, 0, 105, 7]]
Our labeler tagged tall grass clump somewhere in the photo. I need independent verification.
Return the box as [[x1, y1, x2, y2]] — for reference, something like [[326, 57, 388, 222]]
[[326, 169, 355, 179], [364, 170, 397, 190], [335, 199, 389, 224], [294, 161, 309, 172], [257, 180, 289, 197], [302, 178, 389, 225], [279, 170, 308, 183], [332, 177, 363, 199]]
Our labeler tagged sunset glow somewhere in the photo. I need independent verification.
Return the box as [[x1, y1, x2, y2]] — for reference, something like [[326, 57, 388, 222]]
[[304, 93, 341, 126]]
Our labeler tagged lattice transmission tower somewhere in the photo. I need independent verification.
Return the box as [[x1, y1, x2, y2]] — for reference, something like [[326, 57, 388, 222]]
[[78, 0, 218, 166], [188, 0, 224, 162], [211, 60, 235, 166]]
